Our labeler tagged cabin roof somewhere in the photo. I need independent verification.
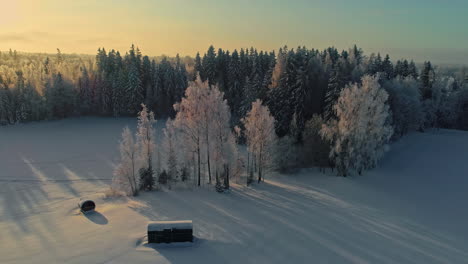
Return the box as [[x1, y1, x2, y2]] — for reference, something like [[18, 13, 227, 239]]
[[148, 220, 193, 231]]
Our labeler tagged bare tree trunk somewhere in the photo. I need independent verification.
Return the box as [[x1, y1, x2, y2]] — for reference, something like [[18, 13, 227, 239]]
[[192, 151, 196, 185], [197, 140, 201, 187], [204, 118, 212, 184], [206, 142, 212, 184], [254, 154, 257, 173], [131, 156, 138, 195], [225, 164, 230, 189], [258, 151, 262, 183], [246, 151, 250, 179]]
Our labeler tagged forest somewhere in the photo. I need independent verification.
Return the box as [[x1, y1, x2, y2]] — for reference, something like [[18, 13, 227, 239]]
[[1, 45, 468, 194]]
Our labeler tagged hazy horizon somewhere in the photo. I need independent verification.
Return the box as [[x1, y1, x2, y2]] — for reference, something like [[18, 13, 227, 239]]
[[1, 0, 467, 64]]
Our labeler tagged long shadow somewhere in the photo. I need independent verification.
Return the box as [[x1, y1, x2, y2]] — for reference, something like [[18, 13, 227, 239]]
[[128, 178, 468, 263], [141, 237, 245, 264], [84, 211, 109, 225]]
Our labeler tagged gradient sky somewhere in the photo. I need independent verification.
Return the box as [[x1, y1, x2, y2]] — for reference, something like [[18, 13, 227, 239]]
[[1, 0, 467, 64]]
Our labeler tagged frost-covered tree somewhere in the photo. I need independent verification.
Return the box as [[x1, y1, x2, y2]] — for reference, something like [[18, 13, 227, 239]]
[[383, 77, 423, 138], [209, 85, 237, 189], [173, 76, 237, 188], [173, 78, 208, 186], [321, 75, 393, 176], [136, 104, 156, 191], [243, 100, 277, 183], [113, 126, 138, 196], [423, 76, 460, 129]]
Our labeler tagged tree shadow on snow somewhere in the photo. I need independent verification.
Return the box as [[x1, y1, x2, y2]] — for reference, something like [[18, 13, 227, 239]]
[[84, 211, 108, 225]]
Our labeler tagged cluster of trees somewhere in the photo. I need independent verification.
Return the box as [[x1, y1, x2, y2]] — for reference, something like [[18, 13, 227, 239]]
[[2, 45, 468, 181], [91, 46, 188, 117], [113, 81, 278, 195], [112, 104, 157, 196], [0, 49, 90, 124], [190, 45, 468, 177]]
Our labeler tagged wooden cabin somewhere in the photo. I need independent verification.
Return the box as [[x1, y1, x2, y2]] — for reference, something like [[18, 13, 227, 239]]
[[147, 220, 193, 243]]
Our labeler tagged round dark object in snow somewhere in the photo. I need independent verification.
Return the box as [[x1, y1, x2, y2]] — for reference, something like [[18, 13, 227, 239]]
[[78, 200, 96, 213]]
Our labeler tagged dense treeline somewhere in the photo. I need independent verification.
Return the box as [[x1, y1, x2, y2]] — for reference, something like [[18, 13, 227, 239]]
[[0, 46, 190, 124], [1, 45, 467, 129], [1, 45, 468, 178]]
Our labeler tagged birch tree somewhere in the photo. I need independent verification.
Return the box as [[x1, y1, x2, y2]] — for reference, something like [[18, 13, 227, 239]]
[[243, 100, 277, 183], [173, 78, 207, 186], [113, 126, 138, 196], [173, 77, 238, 188], [209, 85, 236, 189]]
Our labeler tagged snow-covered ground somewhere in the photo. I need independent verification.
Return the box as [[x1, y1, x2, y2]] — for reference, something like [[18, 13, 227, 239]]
[[1, 118, 467, 263]]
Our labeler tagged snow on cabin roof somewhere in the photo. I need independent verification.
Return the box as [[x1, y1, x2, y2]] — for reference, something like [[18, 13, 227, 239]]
[[148, 220, 193, 231]]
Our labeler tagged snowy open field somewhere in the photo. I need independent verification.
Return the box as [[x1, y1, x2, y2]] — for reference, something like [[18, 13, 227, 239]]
[[1, 118, 468, 264]]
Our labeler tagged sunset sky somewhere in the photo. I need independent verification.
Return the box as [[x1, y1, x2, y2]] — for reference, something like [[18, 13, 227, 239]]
[[1, 0, 467, 64]]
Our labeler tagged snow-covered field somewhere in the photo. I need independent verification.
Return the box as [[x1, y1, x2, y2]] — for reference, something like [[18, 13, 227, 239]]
[[1, 118, 467, 264]]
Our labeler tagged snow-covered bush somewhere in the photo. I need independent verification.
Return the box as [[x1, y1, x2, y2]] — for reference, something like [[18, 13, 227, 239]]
[[158, 170, 168, 185], [274, 135, 299, 172], [321, 75, 393, 176]]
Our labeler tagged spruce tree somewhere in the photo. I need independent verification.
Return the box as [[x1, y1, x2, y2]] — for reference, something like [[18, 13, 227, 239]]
[[421, 61, 435, 99], [194, 52, 204, 81], [382, 54, 394, 79], [203, 45, 217, 86]]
